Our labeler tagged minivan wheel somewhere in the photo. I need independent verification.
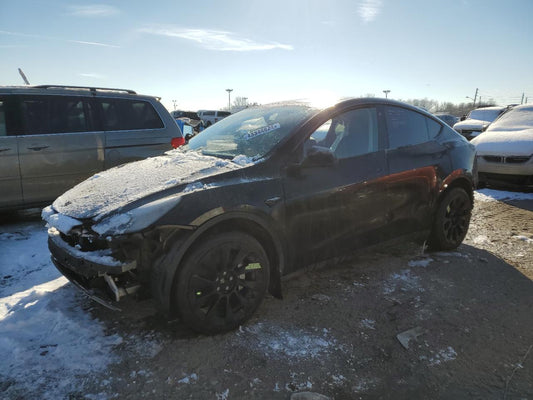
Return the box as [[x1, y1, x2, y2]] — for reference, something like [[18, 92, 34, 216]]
[[428, 187, 472, 251], [175, 231, 270, 334]]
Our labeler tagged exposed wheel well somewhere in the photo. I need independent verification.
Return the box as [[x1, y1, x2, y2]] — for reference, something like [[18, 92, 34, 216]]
[[440, 177, 474, 205]]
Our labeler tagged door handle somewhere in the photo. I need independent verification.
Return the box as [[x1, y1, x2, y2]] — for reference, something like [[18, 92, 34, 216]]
[[0, 148, 11, 153], [27, 146, 49, 151]]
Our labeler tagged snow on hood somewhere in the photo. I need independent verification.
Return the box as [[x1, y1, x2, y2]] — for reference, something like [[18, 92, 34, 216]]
[[52, 150, 246, 220], [471, 128, 533, 156], [453, 119, 490, 130]]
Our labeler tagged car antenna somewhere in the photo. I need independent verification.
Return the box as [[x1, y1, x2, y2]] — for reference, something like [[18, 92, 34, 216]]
[[18, 68, 30, 85]]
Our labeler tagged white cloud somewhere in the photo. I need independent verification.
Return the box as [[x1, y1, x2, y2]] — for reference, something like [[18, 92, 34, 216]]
[[78, 73, 105, 79], [358, 0, 383, 23], [0, 30, 118, 48], [67, 4, 120, 17], [140, 27, 293, 52], [69, 40, 119, 48]]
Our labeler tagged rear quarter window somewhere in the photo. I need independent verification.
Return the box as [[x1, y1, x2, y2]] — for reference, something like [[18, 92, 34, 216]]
[[100, 98, 164, 131]]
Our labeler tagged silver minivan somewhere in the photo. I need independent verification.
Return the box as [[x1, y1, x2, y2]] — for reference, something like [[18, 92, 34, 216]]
[[0, 85, 184, 211]]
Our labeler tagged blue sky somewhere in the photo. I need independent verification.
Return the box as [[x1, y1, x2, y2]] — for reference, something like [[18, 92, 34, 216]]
[[1, 0, 532, 112]]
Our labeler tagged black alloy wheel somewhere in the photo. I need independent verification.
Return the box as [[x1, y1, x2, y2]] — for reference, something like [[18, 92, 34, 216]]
[[429, 187, 472, 251], [175, 231, 270, 334]]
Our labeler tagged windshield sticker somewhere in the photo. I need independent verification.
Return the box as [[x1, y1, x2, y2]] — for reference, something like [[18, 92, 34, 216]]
[[245, 123, 281, 140]]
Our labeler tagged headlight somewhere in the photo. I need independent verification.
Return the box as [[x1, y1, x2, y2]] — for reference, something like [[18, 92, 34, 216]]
[[93, 195, 182, 235]]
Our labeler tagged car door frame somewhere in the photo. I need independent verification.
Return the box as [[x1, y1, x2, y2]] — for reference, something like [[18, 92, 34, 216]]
[[279, 103, 391, 270]]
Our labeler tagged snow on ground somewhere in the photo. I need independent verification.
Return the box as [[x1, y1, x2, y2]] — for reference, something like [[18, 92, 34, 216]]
[[0, 221, 122, 399], [475, 189, 533, 202]]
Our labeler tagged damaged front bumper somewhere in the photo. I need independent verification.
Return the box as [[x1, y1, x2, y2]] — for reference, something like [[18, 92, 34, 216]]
[[48, 228, 141, 309]]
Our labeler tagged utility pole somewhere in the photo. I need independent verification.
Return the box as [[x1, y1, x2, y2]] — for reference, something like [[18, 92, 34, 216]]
[[383, 89, 390, 99], [473, 88, 478, 107], [226, 89, 233, 111], [521, 93, 525, 104], [172, 100, 177, 111]]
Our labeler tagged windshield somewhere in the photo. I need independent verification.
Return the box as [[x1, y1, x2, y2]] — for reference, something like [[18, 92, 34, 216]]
[[487, 106, 533, 132], [187, 104, 318, 159], [468, 108, 504, 122]]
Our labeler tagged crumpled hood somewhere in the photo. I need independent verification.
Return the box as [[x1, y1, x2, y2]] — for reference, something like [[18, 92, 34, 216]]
[[52, 150, 245, 220], [453, 119, 490, 131], [472, 128, 533, 156]]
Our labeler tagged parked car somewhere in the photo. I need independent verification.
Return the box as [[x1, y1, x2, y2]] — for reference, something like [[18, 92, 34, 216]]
[[434, 113, 459, 127], [471, 104, 533, 188], [453, 106, 508, 140], [171, 110, 204, 134], [197, 109, 231, 127], [44, 98, 476, 334], [0, 85, 184, 211]]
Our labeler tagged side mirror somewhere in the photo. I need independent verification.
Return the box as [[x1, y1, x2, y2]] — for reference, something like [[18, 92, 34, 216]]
[[302, 146, 336, 167]]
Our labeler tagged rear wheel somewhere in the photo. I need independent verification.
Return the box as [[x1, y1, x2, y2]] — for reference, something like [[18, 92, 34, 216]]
[[428, 188, 472, 251], [175, 232, 270, 334]]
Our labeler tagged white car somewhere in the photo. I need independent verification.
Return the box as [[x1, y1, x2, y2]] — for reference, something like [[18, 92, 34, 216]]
[[471, 104, 533, 188], [453, 106, 508, 140], [197, 110, 231, 127]]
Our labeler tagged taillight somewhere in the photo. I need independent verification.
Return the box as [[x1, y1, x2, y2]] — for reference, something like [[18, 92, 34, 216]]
[[171, 137, 186, 148]]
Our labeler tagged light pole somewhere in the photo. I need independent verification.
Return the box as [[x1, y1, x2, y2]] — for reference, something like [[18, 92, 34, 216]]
[[226, 89, 233, 111], [466, 96, 475, 107], [383, 90, 390, 99]]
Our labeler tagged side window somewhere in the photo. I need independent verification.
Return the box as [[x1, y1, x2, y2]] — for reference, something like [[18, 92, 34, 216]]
[[385, 106, 441, 148], [99, 99, 164, 131], [20, 97, 49, 134], [20, 96, 92, 135], [308, 107, 379, 159], [426, 118, 442, 139], [49, 97, 88, 133], [0, 101, 6, 136]]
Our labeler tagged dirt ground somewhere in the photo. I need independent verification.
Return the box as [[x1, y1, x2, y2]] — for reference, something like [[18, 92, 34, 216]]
[[56, 194, 529, 400]]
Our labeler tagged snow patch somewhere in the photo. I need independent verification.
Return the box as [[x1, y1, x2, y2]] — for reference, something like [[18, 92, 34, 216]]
[[383, 270, 423, 295], [513, 235, 533, 244], [408, 258, 434, 268], [423, 346, 457, 366], [237, 323, 337, 360], [475, 189, 533, 202]]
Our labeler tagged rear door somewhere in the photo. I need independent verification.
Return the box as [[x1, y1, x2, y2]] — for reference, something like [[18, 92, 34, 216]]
[[17, 95, 104, 206], [0, 96, 23, 209], [97, 97, 172, 168], [383, 105, 449, 235]]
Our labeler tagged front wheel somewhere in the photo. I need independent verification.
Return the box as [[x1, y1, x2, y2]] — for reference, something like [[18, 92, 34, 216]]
[[428, 187, 472, 251], [175, 231, 270, 334]]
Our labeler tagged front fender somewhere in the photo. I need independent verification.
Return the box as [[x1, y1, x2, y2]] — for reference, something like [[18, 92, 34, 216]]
[[150, 208, 287, 316]]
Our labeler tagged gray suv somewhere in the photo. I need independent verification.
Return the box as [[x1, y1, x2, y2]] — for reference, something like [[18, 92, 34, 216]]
[[0, 85, 184, 211]]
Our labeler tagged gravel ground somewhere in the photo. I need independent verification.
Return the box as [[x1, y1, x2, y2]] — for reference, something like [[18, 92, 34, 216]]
[[77, 194, 533, 400]]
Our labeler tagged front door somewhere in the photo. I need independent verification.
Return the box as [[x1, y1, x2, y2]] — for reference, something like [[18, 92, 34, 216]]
[[282, 106, 390, 267]]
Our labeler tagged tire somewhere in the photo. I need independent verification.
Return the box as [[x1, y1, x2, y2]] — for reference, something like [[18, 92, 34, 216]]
[[175, 231, 270, 334], [428, 188, 472, 251]]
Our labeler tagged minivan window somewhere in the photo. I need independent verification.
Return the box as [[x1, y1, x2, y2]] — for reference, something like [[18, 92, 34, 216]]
[[20, 96, 91, 135], [99, 98, 164, 131]]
